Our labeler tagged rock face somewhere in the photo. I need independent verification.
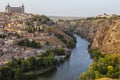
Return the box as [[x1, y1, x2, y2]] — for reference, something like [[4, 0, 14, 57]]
[[76, 19, 120, 54]]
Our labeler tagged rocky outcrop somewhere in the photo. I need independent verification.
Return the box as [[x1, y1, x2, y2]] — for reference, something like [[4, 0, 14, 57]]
[[76, 19, 120, 54]]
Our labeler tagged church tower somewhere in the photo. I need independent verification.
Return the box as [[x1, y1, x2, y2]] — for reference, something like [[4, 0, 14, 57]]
[[5, 3, 10, 13], [21, 4, 24, 13]]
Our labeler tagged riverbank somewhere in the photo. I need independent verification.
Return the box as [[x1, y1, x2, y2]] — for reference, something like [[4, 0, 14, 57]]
[[25, 66, 56, 77], [0, 35, 93, 80], [37, 35, 92, 80], [0, 48, 72, 80]]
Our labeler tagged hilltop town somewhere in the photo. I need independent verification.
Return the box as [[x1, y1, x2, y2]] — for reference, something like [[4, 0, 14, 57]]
[[0, 3, 120, 80], [0, 4, 76, 66]]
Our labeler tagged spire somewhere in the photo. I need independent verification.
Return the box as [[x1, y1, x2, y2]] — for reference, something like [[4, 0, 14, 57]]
[[22, 4, 24, 7], [6, 3, 10, 9], [7, 3, 10, 7]]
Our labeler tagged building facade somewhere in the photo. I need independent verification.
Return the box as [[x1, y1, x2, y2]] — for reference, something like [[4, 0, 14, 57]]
[[5, 4, 24, 13]]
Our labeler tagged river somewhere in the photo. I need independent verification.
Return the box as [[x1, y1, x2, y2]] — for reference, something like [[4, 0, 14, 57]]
[[37, 35, 93, 80]]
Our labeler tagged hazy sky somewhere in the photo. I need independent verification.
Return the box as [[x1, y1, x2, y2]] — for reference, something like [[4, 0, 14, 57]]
[[0, 0, 120, 17]]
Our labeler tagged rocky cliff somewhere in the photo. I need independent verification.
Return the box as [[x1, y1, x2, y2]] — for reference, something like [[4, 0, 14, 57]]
[[76, 19, 120, 54]]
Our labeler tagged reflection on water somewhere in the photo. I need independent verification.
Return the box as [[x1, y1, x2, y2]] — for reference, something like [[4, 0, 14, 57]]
[[37, 35, 93, 80]]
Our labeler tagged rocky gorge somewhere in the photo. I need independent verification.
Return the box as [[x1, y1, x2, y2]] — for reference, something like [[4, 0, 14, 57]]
[[57, 17, 120, 79], [74, 19, 120, 54]]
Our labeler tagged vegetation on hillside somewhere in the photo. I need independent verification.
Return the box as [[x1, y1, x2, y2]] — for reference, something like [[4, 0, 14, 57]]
[[56, 33, 75, 48], [26, 15, 52, 33], [63, 28, 76, 43], [18, 38, 41, 48], [0, 34, 6, 38], [32, 15, 50, 24], [51, 27, 76, 48], [80, 49, 120, 80], [0, 48, 66, 80], [53, 48, 65, 56], [26, 25, 36, 33]]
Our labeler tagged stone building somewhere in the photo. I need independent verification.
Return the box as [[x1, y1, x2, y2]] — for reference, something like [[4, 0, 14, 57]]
[[5, 4, 24, 13], [0, 17, 7, 27]]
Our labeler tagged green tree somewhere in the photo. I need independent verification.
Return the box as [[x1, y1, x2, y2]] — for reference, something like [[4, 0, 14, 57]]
[[14, 68, 22, 80]]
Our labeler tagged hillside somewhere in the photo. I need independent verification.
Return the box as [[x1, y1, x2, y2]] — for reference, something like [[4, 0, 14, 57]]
[[51, 26, 76, 48], [75, 19, 120, 54]]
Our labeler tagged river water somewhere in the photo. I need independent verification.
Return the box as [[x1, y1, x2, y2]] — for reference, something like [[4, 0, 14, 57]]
[[37, 35, 93, 80]]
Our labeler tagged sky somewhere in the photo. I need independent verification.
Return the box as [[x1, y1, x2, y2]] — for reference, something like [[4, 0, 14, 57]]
[[0, 0, 120, 17]]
